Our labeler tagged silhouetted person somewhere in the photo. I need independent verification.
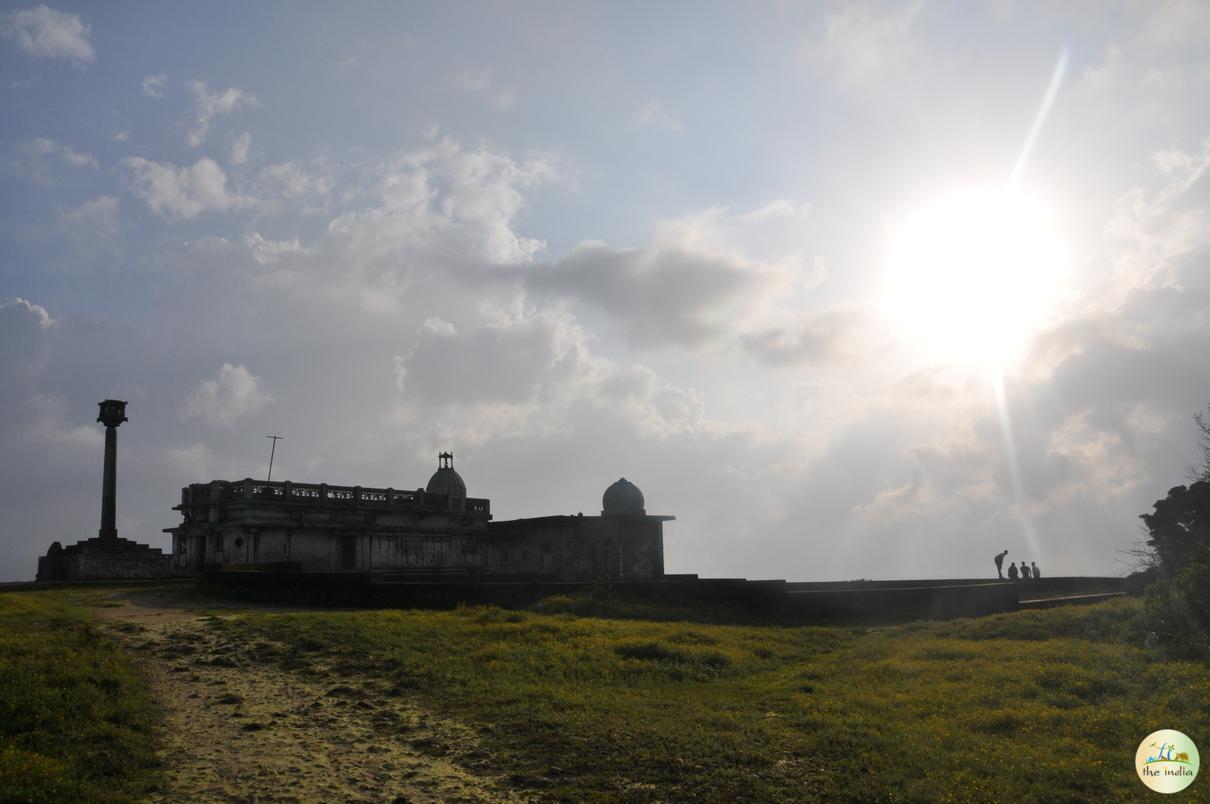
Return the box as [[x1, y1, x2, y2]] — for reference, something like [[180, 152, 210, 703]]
[[994, 549, 1009, 579], [1032, 561, 1040, 580], [1021, 561, 1032, 580], [1007, 561, 1019, 581]]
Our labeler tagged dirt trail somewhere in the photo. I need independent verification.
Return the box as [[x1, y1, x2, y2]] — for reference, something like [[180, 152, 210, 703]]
[[92, 588, 522, 803]]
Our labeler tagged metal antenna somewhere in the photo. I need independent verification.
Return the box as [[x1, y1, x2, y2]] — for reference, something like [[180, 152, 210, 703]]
[[265, 435, 284, 482]]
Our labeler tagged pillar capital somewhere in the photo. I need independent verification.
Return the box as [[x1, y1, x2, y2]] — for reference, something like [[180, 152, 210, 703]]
[[98, 399, 128, 428]]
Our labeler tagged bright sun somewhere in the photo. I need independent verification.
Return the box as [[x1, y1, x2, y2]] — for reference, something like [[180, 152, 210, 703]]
[[881, 184, 1069, 371]]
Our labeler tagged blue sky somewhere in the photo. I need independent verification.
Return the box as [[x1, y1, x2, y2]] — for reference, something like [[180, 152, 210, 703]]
[[3, 2, 1210, 581]]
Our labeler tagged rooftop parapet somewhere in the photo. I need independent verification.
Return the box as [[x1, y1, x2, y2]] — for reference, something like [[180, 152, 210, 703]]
[[176, 478, 491, 517]]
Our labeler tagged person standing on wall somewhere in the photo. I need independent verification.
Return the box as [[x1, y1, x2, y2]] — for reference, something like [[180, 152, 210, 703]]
[[994, 549, 1009, 579]]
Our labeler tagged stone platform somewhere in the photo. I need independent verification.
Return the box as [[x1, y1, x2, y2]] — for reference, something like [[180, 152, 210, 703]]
[[36, 537, 172, 581]]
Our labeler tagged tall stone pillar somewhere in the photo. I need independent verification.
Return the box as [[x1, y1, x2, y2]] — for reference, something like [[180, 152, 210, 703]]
[[97, 399, 128, 541]]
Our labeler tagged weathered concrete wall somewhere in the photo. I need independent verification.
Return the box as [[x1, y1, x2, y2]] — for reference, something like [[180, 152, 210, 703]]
[[485, 514, 666, 580], [196, 572, 1019, 623], [783, 582, 1019, 622]]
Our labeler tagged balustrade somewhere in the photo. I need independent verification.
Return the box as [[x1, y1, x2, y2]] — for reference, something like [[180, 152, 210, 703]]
[[183, 479, 489, 515]]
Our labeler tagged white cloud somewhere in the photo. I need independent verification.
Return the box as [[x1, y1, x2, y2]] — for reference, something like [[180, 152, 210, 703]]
[[256, 161, 331, 199], [182, 363, 272, 427], [141, 72, 169, 99], [230, 131, 251, 166], [801, 1, 923, 85], [25, 138, 98, 168], [320, 137, 557, 277], [59, 194, 119, 237], [1, 297, 55, 329], [739, 198, 812, 223], [4, 138, 97, 185], [742, 308, 878, 366], [188, 80, 259, 147], [451, 66, 494, 93], [1101, 136, 1210, 299], [122, 157, 250, 221], [11, 138, 98, 182], [0, 5, 95, 63], [245, 231, 308, 266], [633, 99, 683, 132], [450, 66, 515, 110]]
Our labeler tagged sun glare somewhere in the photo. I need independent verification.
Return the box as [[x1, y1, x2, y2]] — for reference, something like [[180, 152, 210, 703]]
[[881, 185, 1069, 372]]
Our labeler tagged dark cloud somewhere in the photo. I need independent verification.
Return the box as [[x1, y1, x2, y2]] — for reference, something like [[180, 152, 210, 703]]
[[528, 240, 782, 348], [396, 318, 562, 404], [741, 308, 878, 366]]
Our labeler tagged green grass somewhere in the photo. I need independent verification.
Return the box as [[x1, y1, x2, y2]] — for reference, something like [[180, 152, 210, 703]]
[[225, 596, 1209, 802], [4, 587, 1206, 802], [0, 592, 161, 803]]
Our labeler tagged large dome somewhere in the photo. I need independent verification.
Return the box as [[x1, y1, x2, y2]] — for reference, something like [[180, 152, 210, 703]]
[[602, 477, 645, 515], [426, 452, 466, 499]]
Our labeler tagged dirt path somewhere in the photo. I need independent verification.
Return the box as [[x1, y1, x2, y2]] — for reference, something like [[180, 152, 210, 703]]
[[91, 588, 522, 803]]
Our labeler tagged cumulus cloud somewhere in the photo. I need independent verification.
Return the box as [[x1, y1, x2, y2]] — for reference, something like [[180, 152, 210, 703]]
[[230, 131, 251, 166], [531, 240, 784, 347], [389, 306, 715, 450], [141, 72, 169, 98], [321, 137, 556, 277], [245, 231, 308, 266], [450, 66, 515, 110], [1101, 136, 1210, 301], [59, 194, 119, 238], [0, 5, 94, 63], [122, 157, 250, 221], [395, 318, 556, 405], [800, 1, 923, 85], [633, 100, 683, 132], [188, 80, 259, 147], [182, 363, 272, 426], [21, 137, 96, 168], [1, 296, 55, 330], [255, 161, 331, 199], [6, 138, 97, 184], [742, 308, 878, 366]]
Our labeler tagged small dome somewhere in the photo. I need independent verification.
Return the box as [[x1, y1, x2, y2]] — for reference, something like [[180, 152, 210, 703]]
[[426, 452, 466, 499], [602, 477, 645, 515]]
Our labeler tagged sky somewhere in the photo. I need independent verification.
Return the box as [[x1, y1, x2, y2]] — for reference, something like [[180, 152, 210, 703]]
[[2, 1, 1209, 582]]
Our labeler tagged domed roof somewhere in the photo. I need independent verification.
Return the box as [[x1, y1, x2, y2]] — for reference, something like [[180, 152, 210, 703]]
[[426, 452, 466, 499], [602, 477, 645, 515]]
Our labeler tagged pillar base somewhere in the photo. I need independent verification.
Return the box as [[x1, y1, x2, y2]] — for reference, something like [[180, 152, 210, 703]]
[[36, 536, 172, 581]]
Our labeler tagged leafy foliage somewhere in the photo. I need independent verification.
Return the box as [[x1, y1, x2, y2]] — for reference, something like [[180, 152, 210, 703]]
[[1139, 480, 1210, 660], [1140, 481, 1210, 575]]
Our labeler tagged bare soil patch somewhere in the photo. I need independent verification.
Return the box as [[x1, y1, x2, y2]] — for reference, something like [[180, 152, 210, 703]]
[[93, 588, 521, 803]]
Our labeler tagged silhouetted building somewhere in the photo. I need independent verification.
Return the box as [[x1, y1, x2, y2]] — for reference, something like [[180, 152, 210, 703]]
[[165, 456, 672, 580]]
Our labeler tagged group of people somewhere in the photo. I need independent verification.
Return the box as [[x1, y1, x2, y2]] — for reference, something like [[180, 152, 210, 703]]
[[993, 550, 1041, 581]]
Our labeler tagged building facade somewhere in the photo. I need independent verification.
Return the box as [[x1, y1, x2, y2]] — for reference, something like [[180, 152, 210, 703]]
[[165, 454, 671, 581]]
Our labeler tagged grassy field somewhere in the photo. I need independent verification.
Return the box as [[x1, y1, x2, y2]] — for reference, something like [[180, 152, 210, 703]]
[[2, 587, 1207, 802], [233, 595, 1206, 802], [0, 590, 161, 803]]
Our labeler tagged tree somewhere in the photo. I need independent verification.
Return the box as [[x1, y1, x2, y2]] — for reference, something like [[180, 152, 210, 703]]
[[1139, 481, 1210, 577], [1137, 411, 1210, 660], [1195, 405, 1210, 482]]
